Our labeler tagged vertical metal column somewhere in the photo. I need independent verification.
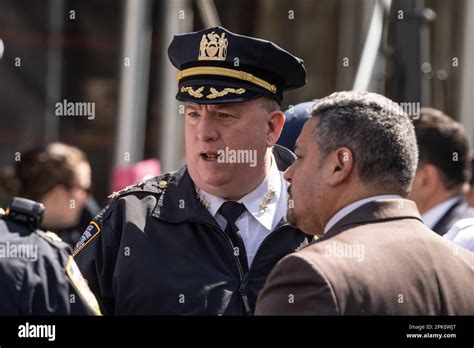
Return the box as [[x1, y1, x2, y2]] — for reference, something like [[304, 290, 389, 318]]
[[458, 0, 474, 145], [44, 0, 64, 142], [385, 0, 422, 103], [156, 0, 192, 172], [114, 0, 153, 167], [196, 0, 221, 27], [352, 0, 386, 92]]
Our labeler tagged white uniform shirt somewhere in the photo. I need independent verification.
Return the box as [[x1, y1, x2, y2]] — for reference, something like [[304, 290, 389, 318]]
[[198, 154, 289, 266]]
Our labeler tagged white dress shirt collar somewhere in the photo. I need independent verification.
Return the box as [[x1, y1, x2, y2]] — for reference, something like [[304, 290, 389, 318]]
[[421, 196, 461, 229], [197, 154, 283, 231], [443, 218, 474, 251], [324, 195, 403, 234]]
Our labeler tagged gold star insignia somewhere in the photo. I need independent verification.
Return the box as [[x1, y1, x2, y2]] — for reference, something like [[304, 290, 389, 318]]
[[259, 187, 276, 212], [108, 191, 119, 199], [195, 187, 211, 209]]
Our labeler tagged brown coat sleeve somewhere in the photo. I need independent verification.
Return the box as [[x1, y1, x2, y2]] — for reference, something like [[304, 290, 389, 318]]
[[255, 253, 339, 315]]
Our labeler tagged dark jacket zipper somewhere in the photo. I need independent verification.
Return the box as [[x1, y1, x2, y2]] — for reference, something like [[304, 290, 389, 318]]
[[187, 219, 251, 315], [166, 218, 294, 315], [211, 221, 294, 315]]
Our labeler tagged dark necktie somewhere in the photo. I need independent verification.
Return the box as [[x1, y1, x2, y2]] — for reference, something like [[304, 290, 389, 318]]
[[218, 201, 249, 272]]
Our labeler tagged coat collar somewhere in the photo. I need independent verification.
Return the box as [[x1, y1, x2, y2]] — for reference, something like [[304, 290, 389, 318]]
[[149, 166, 218, 228], [322, 198, 423, 240]]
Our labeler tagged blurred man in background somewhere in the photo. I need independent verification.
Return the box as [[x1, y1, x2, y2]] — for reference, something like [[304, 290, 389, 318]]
[[465, 157, 474, 207], [410, 108, 474, 236], [0, 142, 98, 247], [443, 217, 474, 251]]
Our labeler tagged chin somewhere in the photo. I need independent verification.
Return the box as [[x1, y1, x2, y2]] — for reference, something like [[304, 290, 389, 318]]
[[288, 210, 317, 235], [287, 209, 303, 230], [190, 168, 229, 190]]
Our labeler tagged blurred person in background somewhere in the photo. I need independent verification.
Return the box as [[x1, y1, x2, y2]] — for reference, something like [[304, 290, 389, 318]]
[[465, 157, 474, 207], [443, 217, 474, 252], [409, 108, 474, 237], [276, 101, 314, 151], [111, 158, 161, 192], [0, 142, 98, 248], [443, 156, 474, 252]]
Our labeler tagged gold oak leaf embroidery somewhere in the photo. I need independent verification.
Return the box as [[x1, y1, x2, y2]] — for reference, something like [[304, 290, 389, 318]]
[[206, 87, 246, 99]]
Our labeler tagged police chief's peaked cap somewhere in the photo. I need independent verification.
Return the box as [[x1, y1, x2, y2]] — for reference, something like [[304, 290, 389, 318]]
[[168, 26, 307, 105]]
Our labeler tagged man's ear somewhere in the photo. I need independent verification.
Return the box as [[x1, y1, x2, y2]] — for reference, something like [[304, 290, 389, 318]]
[[327, 147, 354, 186], [39, 184, 62, 207], [266, 111, 285, 147], [416, 164, 429, 188], [423, 164, 442, 190]]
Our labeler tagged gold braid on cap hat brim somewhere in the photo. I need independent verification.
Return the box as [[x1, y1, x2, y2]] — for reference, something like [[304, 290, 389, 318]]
[[176, 66, 277, 94]]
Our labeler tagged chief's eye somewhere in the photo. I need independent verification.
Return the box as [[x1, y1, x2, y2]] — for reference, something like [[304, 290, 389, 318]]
[[217, 112, 233, 118], [187, 111, 200, 118]]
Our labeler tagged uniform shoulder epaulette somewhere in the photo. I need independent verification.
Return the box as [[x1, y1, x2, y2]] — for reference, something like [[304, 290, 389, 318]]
[[44, 231, 63, 243], [73, 171, 180, 257], [107, 172, 176, 200], [37, 230, 68, 248]]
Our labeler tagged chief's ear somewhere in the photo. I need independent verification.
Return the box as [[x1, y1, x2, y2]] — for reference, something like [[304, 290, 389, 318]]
[[327, 147, 353, 186], [267, 111, 285, 147]]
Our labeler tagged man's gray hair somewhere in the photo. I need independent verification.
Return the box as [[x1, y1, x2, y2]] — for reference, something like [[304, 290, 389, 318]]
[[309, 91, 419, 194], [260, 96, 281, 112]]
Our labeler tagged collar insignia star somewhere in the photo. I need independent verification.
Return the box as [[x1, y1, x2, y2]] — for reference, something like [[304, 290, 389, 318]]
[[259, 188, 276, 212], [196, 187, 211, 209]]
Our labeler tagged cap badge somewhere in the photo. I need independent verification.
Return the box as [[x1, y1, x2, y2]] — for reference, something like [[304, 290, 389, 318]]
[[199, 32, 228, 61]]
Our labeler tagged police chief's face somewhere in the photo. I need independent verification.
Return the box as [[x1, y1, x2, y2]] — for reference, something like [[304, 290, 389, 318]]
[[185, 98, 282, 199], [285, 118, 328, 235]]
